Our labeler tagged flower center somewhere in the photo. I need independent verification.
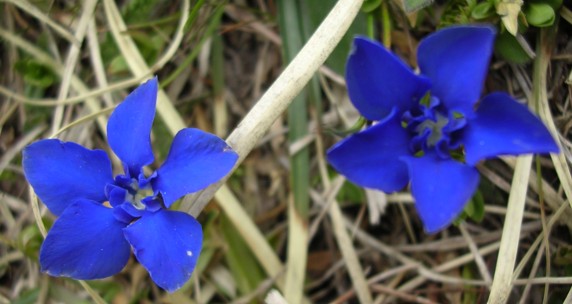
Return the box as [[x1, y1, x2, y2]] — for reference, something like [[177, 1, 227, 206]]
[[124, 179, 154, 210], [106, 172, 162, 223], [414, 112, 449, 147], [403, 97, 466, 159]]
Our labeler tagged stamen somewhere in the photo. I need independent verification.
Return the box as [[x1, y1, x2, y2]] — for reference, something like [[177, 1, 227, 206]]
[[113, 176, 156, 211], [129, 188, 155, 210], [415, 113, 449, 147]]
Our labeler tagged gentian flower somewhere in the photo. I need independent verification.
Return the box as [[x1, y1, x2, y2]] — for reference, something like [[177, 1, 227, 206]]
[[327, 25, 559, 233], [22, 78, 238, 292]]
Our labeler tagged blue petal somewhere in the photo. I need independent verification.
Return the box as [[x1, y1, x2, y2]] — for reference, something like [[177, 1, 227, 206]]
[[402, 154, 480, 233], [123, 210, 202, 292], [327, 109, 412, 192], [462, 92, 559, 165], [113, 202, 145, 224], [346, 37, 431, 120], [418, 25, 496, 116], [105, 183, 128, 208], [22, 139, 113, 216], [39, 199, 130, 279], [141, 196, 162, 212], [107, 78, 157, 176], [152, 128, 238, 207]]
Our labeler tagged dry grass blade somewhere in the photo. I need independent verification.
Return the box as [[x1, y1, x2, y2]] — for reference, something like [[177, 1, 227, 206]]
[[0, 78, 145, 106], [328, 197, 373, 303], [284, 196, 309, 304], [49, 106, 115, 138], [487, 154, 533, 303], [564, 287, 572, 303], [265, 289, 288, 304], [3, 0, 77, 43], [29, 186, 47, 238], [459, 223, 492, 284], [50, 0, 98, 135]]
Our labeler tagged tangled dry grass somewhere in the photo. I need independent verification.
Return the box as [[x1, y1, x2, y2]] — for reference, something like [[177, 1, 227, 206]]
[[1, 0, 572, 303]]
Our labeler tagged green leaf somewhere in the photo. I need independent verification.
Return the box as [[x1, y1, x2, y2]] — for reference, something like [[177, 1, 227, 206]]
[[471, 1, 495, 20], [494, 30, 532, 64], [440, 0, 472, 27], [336, 178, 366, 206], [130, 31, 165, 64], [542, 0, 563, 10], [108, 56, 129, 74], [466, 191, 485, 222], [362, 0, 382, 13], [122, 0, 161, 23], [14, 59, 56, 88], [327, 116, 367, 137], [454, 190, 485, 225], [18, 224, 43, 259], [524, 2, 555, 27]]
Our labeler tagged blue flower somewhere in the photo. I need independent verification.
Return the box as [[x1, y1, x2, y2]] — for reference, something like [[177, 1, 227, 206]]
[[22, 78, 238, 292], [327, 26, 559, 233]]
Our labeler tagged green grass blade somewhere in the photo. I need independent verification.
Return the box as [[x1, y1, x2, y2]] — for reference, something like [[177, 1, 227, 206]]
[[278, 0, 311, 219], [277, 0, 310, 301]]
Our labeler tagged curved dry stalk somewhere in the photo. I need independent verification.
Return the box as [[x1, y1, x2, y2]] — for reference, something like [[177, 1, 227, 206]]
[[50, 0, 98, 135], [87, 19, 115, 108], [0, 78, 145, 106]]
